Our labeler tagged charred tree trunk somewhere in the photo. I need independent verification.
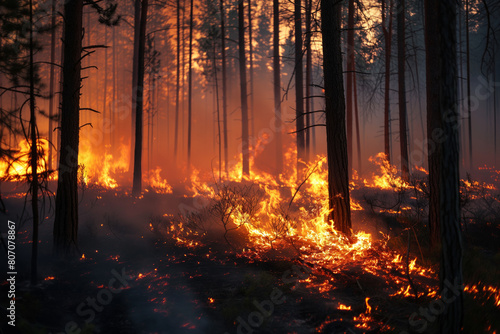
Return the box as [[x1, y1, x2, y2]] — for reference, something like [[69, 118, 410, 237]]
[[238, 0, 249, 176], [273, 0, 283, 174], [174, 0, 181, 158], [248, 0, 255, 142], [29, 0, 39, 284], [305, 0, 312, 160], [130, 0, 141, 170], [295, 0, 305, 171], [382, 0, 393, 164], [354, 70, 362, 175], [437, 0, 463, 331], [346, 0, 354, 177], [187, 0, 194, 166], [219, 0, 229, 175], [424, 0, 441, 247], [466, 0, 472, 170], [48, 0, 57, 172], [397, 0, 409, 181], [112, 25, 116, 148], [132, 0, 149, 195], [53, 0, 83, 255], [321, 0, 352, 236], [104, 28, 108, 143]]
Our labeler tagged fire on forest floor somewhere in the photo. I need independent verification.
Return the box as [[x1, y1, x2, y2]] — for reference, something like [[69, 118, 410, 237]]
[[1, 146, 500, 332]]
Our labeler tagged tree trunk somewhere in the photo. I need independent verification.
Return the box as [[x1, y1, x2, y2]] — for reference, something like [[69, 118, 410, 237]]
[[104, 28, 108, 144], [436, 0, 463, 331], [53, 0, 83, 255], [397, 0, 409, 181], [305, 0, 312, 160], [321, 0, 352, 236], [295, 0, 305, 173], [273, 0, 283, 174], [132, 0, 149, 195], [238, 0, 250, 176], [346, 0, 355, 177], [174, 0, 181, 157], [354, 70, 362, 175], [466, 0, 472, 170], [248, 0, 255, 142], [219, 0, 229, 176], [187, 0, 194, 166], [29, 0, 39, 284], [48, 0, 57, 172], [112, 25, 116, 148], [130, 0, 141, 170], [494, 59, 497, 164], [382, 0, 393, 164], [424, 0, 441, 247]]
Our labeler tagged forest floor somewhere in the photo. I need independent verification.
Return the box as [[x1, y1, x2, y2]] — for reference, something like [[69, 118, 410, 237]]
[[0, 177, 499, 334]]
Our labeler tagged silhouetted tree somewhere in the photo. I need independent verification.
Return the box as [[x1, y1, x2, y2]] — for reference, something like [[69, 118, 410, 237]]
[[321, 0, 352, 235], [132, 0, 149, 195], [238, 0, 249, 176]]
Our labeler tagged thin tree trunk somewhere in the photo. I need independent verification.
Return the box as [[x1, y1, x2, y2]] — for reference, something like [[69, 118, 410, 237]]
[[437, 0, 463, 331], [354, 70, 362, 175], [248, 0, 255, 142], [397, 0, 409, 181], [273, 0, 283, 174], [219, 0, 229, 176], [305, 0, 312, 160], [48, 0, 57, 172], [132, 0, 149, 195], [346, 0, 355, 176], [130, 0, 141, 170], [238, 0, 249, 176], [104, 28, 108, 144], [382, 0, 393, 164], [321, 0, 352, 236], [187, 0, 194, 166], [425, 0, 441, 246], [174, 0, 181, 157], [213, 48, 222, 182], [495, 59, 497, 164], [112, 25, 116, 149], [295, 0, 305, 173], [181, 3, 186, 152], [466, 0, 472, 170], [29, 0, 39, 284], [53, 0, 83, 255]]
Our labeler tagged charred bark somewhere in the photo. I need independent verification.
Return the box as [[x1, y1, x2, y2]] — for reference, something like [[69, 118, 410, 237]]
[[382, 0, 393, 164], [238, 1, 250, 176], [321, 0, 352, 236], [132, 0, 149, 195], [273, 0, 283, 174], [295, 0, 305, 172], [53, 0, 83, 255], [397, 0, 409, 181]]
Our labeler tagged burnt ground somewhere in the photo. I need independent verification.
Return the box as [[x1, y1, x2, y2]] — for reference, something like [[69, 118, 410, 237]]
[[0, 183, 499, 334]]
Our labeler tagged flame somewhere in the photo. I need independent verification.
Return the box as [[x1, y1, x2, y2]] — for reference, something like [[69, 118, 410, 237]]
[[366, 153, 408, 190], [0, 139, 50, 181], [338, 304, 351, 310], [365, 297, 371, 313], [147, 167, 173, 194]]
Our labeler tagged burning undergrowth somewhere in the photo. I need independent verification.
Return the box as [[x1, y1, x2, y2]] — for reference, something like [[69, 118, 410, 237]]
[[2, 151, 499, 333], [140, 152, 500, 332]]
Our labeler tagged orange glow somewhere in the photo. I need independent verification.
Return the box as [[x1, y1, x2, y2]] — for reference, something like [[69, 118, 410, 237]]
[[0, 139, 50, 181], [365, 297, 371, 313]]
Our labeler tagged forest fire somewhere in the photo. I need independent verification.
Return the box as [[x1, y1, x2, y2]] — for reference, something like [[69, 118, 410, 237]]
[[1, 0, 499, 332]]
